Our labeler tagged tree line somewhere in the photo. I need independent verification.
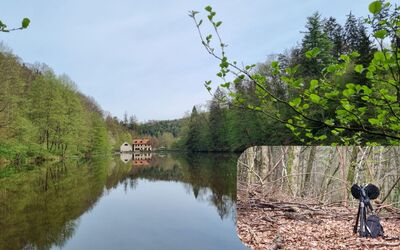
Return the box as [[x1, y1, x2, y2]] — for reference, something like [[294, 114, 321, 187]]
[[0, 44, 131, 163]]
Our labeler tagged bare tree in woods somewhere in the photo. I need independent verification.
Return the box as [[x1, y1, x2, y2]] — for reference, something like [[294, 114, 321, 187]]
[[238, 146, 400, 207]]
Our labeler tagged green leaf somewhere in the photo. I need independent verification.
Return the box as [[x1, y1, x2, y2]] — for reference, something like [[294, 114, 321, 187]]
[[350, 51, 360, 58], [310, 80, 318, 91], [220, 82, 230, 88], [342, 103, 354, 111], [289, 97, 301, 107], [205, 6, 212, 12], [22, 18, 30, 29], [309, 94, 320, 103], [374, 30, 388, 39], [271, 61, 279, 68], [354, 64, 364, 73], [336, 109, 347, 116], [343, 88, 355, 97], [361, 85, 372, 95], [324, 119, 334, 126], [369, 1, 382, 14], [305, 48, 321, 59], [368, 118, 380, 125], [374, 51, 385, 61], [215, 21, 222, 27]]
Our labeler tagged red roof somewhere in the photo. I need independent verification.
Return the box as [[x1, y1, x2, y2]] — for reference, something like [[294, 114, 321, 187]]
[[133, 139, 151, 145]]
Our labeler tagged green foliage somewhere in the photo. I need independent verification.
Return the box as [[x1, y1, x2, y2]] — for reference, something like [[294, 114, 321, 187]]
[[369, 1, 383, 14], [138, 119, 182, 137], [0, 48, 122, 161], [191, 0, 400, 145]]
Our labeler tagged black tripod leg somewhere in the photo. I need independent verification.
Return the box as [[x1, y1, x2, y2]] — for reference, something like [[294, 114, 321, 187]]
[[363, 206, 369, 236], [354, 202, 360, 234]]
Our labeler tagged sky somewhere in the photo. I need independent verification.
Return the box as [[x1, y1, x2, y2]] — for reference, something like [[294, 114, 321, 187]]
[[1, 0, 376, 122]]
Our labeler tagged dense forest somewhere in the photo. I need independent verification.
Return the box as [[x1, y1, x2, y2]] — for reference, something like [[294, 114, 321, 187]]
[[0, 44, 132, 163]]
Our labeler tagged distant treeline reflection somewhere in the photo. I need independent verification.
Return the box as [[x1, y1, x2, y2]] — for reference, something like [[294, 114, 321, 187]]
[[0, 153, 237, 249]]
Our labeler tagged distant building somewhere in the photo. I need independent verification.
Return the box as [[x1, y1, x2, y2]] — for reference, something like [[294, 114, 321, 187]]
[[120, 142, 133, 152], [133, 139, 152, 151]]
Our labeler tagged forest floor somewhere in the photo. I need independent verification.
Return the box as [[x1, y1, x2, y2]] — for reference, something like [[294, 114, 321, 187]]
[[237, 186, 400, 249]]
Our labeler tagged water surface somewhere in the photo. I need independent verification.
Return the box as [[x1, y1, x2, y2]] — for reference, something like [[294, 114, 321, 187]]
[[0, 153, 247, 250]]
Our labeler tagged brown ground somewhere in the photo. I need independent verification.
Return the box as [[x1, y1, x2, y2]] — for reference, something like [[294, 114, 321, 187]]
[[237, 187, 400, 250]]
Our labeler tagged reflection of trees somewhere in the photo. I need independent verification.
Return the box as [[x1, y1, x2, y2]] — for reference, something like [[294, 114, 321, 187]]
[[0, 158, 110, 250], [104, 153, 239, 220], [0, 153, 239, 249], [125, 153, 238, 220]]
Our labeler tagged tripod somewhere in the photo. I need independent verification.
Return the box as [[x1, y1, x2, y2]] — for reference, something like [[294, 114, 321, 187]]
[[351, 184, 380, 238], [353, 190, 374, 237]]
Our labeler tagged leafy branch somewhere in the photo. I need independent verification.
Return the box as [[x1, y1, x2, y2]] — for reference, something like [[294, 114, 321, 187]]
[[189, 1, 400, 144], [0, 18, 30, 32]]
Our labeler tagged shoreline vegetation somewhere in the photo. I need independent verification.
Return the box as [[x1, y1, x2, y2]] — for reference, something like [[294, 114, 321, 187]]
[[0, 43, 133, 166]]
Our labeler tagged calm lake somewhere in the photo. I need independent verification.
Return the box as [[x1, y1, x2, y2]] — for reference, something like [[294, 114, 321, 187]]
[[0, 153, 248, 250]]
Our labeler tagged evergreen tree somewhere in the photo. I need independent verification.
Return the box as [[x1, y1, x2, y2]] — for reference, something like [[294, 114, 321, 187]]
[[323, 17, 345, 59], [344, 12, 360, 53], [209, 88, 229, 151], [186, 106, 202, 152], [300, 12, 334, 78]]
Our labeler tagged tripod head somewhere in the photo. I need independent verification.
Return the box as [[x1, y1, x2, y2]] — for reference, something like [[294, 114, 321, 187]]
[[351, 184, 379, 211], [351, 184, 380, 200]]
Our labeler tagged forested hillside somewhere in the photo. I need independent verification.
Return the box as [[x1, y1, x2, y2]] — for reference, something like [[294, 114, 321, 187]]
[[182, 2, 400, 151], [0, 44, 131, 163]]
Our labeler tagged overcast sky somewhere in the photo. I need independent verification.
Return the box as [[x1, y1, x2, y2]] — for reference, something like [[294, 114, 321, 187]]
[[1, 0, 375, 121]]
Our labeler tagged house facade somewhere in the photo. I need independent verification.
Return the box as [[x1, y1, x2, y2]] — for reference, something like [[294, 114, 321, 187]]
[[133, 139, 152, 151], [120, 142, 133, 152]]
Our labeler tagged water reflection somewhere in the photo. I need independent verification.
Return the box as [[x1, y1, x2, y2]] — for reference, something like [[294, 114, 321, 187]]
[[0, 153, 246, 250], [119, 153, 132, 163]]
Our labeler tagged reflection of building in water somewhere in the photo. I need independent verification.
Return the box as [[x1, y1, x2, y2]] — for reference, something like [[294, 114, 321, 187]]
[[133, 152, 152, 160], [120, 153, 132, 164], [120, 142, 132, 152], [133, 160, 151, 166], [133, 139, 152, 151], [132, 152, 152, 166]]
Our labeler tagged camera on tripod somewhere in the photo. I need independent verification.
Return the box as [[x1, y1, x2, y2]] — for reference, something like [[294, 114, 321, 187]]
[[351, 183, 383, 238]]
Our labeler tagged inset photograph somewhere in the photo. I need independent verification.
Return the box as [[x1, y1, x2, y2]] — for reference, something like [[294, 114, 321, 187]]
[[237, 146, 400, 249]]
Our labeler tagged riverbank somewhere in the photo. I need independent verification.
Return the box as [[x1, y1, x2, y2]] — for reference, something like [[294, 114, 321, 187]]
[[0, 141, 55, 166], [237, 186, 400, 249]]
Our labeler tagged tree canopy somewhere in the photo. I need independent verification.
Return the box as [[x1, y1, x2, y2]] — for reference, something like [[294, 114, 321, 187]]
[[189, 0, 400, 145]]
